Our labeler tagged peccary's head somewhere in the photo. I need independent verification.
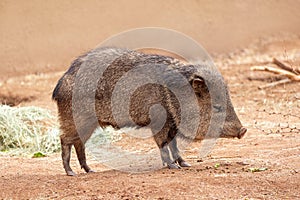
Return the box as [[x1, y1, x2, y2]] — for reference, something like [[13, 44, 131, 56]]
[[187, 65, 247, 140]]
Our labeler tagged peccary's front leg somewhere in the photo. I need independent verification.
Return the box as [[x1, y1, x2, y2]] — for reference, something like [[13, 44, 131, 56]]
[[160, 142, 180, 169], [169, 138, 191, 168], [74, 139, 94, 173]]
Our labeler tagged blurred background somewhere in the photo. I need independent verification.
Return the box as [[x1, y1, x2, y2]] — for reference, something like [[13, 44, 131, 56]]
[[1, 0, 300, 79]]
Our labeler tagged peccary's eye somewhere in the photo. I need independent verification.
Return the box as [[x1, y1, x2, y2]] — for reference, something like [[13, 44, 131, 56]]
[[213, 105, 223, 112]]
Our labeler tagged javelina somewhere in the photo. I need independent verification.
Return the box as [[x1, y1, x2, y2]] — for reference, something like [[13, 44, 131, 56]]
[[52, 47, 247, 176]]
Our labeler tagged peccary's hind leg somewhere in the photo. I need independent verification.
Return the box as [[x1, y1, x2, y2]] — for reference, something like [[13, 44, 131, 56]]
[[61, 138, 76, 176], [74, 139, 94, 173], [169, 138, 191, 167], [153, 134, 180, 169]]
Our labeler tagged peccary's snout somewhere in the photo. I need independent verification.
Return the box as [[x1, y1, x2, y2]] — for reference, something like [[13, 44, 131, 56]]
[[220, 125, 247, 139], [220, 104, 247, 139], [237, 127, 247, 139]]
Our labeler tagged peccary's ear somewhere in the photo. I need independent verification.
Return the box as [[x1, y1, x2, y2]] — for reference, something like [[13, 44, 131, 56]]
[[191, 76, 208, 94]]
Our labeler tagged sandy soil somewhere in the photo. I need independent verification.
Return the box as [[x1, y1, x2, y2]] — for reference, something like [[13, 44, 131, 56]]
[[0, 1, 300, 199], [0, 35, 299, 199]]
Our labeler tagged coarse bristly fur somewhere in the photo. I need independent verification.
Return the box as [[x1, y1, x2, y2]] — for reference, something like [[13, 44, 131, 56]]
[[52, 46, 247, 176]]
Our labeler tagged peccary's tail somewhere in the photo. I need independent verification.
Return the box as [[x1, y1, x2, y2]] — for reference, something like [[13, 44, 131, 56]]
[[52, 78, 63, 101]]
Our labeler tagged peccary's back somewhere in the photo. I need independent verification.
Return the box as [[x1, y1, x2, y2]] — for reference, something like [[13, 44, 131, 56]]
[[52, 47, 188, 130], [52, 47, 131, 103], [94, 49, 184, 128]]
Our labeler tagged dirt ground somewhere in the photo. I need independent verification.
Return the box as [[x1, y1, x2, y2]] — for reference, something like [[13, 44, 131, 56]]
[[1, 1, 300, 199], [0, 34, 299, 199]]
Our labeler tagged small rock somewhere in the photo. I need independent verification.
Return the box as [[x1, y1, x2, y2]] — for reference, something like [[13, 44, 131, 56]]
[[279, 123, 289, 128], [236, 161, 249, 166], [289, 124, 297, 129]]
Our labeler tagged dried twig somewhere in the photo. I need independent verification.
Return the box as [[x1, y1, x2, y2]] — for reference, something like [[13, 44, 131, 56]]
[[258, 78, 292, 89], [272, 58, 300, 75], [251, 66, 300, 81], [250, 57, 300, 89], [247, 73, 285, 81]]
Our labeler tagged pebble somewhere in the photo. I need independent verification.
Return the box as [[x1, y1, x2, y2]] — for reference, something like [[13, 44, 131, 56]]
[[289, 124, 297, 129], [279, 123, 289, 128]]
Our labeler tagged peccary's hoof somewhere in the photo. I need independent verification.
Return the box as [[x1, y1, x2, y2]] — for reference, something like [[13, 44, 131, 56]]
[[179, 161, 191, 167], [168, 163, 181, 169], [66, 171, 76, 176], [87, 169, 95, 173]]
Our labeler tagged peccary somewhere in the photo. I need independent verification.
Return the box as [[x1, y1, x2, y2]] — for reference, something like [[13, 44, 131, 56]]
[[52, 47, 247, 176]]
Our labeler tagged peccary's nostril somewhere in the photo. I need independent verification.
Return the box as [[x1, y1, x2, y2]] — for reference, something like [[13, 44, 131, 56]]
[[238, 127, 247, 139]]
